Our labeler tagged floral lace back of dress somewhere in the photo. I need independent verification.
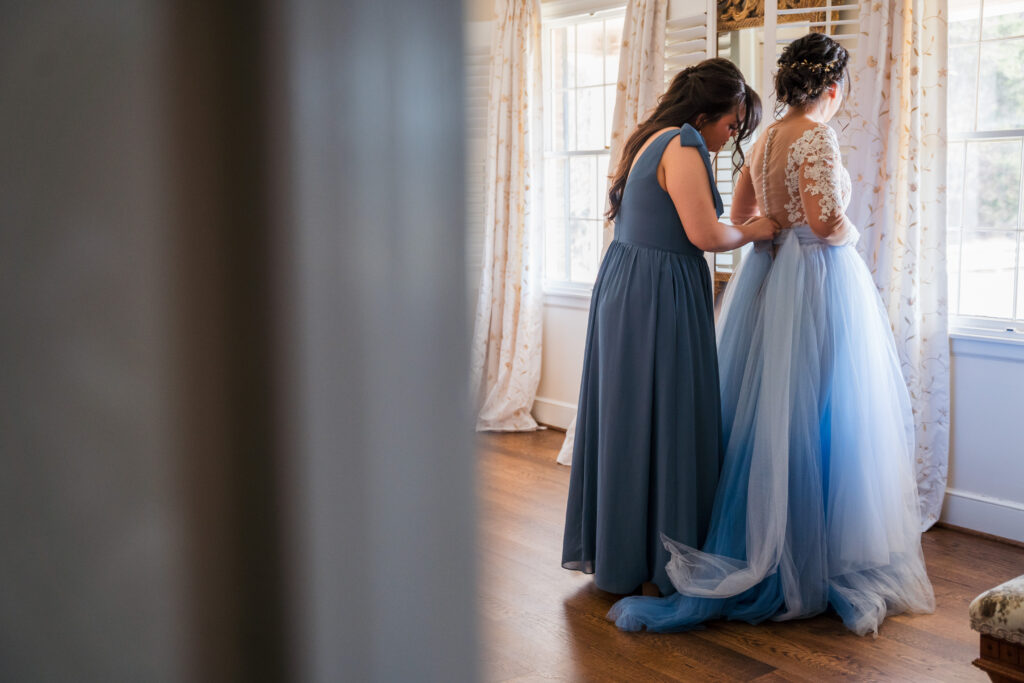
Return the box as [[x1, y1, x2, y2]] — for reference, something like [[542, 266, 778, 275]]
[[754, 122, 852, 231]]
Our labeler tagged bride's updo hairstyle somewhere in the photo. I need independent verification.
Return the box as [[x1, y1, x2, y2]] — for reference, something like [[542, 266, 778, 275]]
[[774, 32, 849, 112], [607, 57, 760, 220]]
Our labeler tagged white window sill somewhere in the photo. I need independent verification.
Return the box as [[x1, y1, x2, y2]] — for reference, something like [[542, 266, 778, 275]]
[[950, 326, 1024, 363], [543, 283, 592, 310]]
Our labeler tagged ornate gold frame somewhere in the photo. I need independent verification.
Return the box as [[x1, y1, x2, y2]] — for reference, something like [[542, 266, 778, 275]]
[[717, 0, 830, 33]]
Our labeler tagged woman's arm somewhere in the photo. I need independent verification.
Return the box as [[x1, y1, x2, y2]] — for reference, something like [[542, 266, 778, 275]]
[[662, 144, 776, 252], [797, 128, 857, 246], [729, 165, 760, 225]]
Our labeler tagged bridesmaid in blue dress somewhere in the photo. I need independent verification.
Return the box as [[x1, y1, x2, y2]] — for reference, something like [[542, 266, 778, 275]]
[[608, 33, 935, 635], [562, 59, 778, 596]]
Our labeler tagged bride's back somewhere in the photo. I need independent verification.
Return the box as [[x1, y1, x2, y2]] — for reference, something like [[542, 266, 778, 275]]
[[746, 118, 851, 235]]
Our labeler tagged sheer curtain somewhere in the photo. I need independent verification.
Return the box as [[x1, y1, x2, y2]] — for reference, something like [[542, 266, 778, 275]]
[[844, 0, 950, 528], [557, 0, 667, 464], [471, 0, 545, 431]]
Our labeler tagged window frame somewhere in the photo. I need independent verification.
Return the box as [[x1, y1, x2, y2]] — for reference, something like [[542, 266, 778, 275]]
[[539, 2, 626, 304], [947, 1, 1024, 337]]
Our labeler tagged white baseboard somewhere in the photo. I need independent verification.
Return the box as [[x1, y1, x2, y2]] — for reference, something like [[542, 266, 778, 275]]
[[531, 396, 576, 430], [940, 488, 1024, 544]]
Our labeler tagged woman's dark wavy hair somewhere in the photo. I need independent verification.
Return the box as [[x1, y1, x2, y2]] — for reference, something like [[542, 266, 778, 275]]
[[606, 57, 761, 221], [774, 31, 850, 115]]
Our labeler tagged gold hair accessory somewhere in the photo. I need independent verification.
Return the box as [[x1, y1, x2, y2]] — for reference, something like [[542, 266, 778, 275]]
[[777, 57, 841, 74]]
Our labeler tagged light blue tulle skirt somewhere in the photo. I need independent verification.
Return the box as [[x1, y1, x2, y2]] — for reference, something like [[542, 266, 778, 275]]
[[608, 226, 935, 636]]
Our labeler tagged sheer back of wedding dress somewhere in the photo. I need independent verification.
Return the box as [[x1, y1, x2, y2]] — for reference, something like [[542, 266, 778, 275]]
[[747, 119, 856, 243], [608, 119, 935, 636]]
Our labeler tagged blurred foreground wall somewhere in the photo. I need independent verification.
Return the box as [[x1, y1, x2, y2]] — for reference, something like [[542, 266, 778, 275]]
[[0, 1, 475, 681]]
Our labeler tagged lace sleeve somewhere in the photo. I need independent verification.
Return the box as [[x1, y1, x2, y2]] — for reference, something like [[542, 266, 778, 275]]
[[796, 126, 857, 245]]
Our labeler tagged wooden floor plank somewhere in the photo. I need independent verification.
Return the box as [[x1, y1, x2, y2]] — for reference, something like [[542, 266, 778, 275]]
[[477, 431, 1021, 682]]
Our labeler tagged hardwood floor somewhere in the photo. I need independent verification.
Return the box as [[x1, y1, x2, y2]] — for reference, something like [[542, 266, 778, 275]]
[[477, 430, 1024, 682]]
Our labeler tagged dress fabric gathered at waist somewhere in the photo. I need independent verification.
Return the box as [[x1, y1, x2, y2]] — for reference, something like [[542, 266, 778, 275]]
[[754, 224, 862, 253], [613, 237, 705, 259]]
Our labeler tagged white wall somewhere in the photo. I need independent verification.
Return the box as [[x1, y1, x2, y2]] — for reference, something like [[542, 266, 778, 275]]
[[942, 337, 1024, 543], [534, 301, 590, 428]]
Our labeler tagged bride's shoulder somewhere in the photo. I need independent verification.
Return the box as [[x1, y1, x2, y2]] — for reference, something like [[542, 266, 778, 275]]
[[790, 121, 836, 143], [763, 119, 835, 144], [788, 122, 839, 161]]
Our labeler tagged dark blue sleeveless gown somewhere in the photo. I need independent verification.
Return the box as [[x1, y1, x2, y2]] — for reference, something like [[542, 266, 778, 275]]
[[562, 124, 725, 595]]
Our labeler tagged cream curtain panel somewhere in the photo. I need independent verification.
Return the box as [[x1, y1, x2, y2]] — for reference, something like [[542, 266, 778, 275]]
[[844, 0, 950, 528], [471, 0, 545, 431], [557, 0, 668, 464]]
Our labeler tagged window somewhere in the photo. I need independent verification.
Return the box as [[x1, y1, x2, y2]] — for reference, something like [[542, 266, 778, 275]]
[[541, 9, 625, 289], [947, 0, 1024, 330]]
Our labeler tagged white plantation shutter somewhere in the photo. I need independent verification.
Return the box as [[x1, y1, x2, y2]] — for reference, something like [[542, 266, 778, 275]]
[[465, 21, 492, 309], [663, 2, 754, 276], [664, 1, 716, 86], [712, 152, 745, 273], [664, 1, 717, 273], [712, 22, 739, 272], [771, 2, 861, 61]]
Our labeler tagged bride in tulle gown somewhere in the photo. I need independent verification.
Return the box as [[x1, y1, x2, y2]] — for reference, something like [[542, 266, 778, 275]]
[[608, 32, 935, 636]]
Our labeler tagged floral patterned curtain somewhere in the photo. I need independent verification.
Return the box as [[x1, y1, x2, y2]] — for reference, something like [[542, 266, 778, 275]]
[[470, 0, 544, 431], [557, 0, 667, 464], [843, 0, 950, 528]]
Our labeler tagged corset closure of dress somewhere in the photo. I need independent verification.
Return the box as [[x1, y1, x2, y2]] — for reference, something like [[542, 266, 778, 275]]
[[759, 129, 820, 247], [759, 126, 779, 227]]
